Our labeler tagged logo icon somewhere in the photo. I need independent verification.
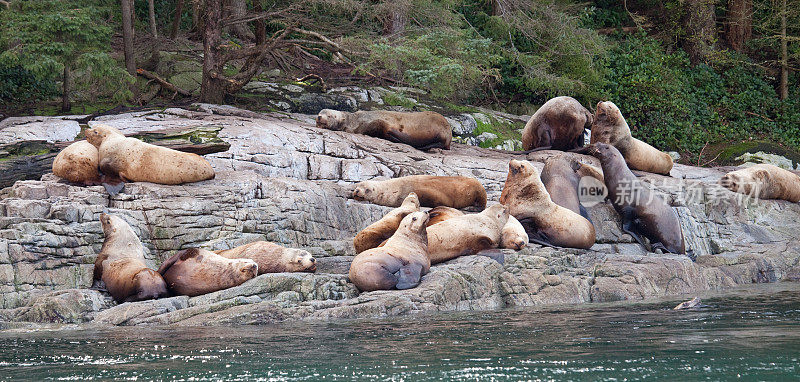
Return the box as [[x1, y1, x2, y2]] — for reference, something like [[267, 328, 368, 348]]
[[578, 176, 607, 207]]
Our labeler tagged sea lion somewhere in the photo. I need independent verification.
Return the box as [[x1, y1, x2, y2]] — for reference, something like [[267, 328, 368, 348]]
[[353, 193, 420, 254], [215, 241, 317, 273], [426, 204, 509, 264], [84, 123, 215, 185], [540, 154, 602, 222], [499, 159, 595, 249], [52, 140, 99, 183], [720, 164, 800, 202], [588, 143, 686, 255], [589, 101, 673, 175], [158, 248, 258, 297], [316, 109, 452, 150], [348, 211, 430, 292], [521, 96, 593, 151], [93, 213, 169, 303], [351, 175, 487, 209], [427, 206, 527, 251]]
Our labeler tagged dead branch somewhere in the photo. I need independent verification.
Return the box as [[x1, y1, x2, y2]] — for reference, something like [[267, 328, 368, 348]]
[[0, 1, 9, 8], [296, 74, 326, 91], [136, 68, 191, 96], [291, 28, 355, 57]]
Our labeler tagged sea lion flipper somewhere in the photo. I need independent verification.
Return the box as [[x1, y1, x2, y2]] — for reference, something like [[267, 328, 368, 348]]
[[394, 263, 423, 290], [621, 217, 649, 251], [476, 249, 505, 264], [579, 204, 592, 223]]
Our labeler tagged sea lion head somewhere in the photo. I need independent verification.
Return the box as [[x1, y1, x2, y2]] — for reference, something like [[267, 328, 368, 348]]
[[399, 211, 430, 237], [484, 203, 510, 226], [720, 167, 768, 196], [507, 159, 536, 179], [229, 258, 259, 283], [351, 181, 375, 201], [85, 124, 124, 147], [400, 192, 420, 209], [100, 213, 130, 237], [130, 268, 170, 302], [316, 109, 346, 130], [587, 143, 624, 166], [283, 248, 317, 273], [594, 101, 620, 124]]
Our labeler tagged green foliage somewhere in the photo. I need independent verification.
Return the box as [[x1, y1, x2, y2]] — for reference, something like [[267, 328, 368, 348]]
[[0, 0, 132, 106], [602, 33, 800, 155], [382, 91, 418, 109], [0, 64, 58, 105]]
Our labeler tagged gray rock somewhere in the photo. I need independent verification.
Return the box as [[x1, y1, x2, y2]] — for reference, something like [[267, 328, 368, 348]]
[[93, 296, 189, 326], [1, 289, 113, 323], [736, 152, 797, 170], [476, 132, 497, 144], [0, 117, 81, 145], [446, 114, 478, 136], [292, 93, 357, 114]]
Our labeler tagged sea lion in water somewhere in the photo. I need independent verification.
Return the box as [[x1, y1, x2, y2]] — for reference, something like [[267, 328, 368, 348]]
[[522, 96, 593, 151], [84, 123, 215, 185], [589, 101, 673, 175], [52, 140, 99, 183], [426, 206, 527, 251], [316, 109, 452, 150], [349, 211, 430, 292], [158, 248, 258, 297], [720, 164, 800, 202], [353, 193, 420, 254], [540, 154, 603, 222], [587, 143, 687, 255], [500, 159, 596, 249], [351, 175, 487, 209], [426, 204, 509, 264], [93, 213, 169, 303], [215, 241, 317, 273]]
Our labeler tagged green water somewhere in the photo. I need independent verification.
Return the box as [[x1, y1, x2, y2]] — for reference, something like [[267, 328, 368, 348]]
[[1, 284, 799, 381]]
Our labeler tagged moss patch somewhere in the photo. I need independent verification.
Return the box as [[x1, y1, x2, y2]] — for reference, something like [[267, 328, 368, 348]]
[[473, 114, 523, 148], [712, 140, 800, 168], [382, 91, 417, 109]]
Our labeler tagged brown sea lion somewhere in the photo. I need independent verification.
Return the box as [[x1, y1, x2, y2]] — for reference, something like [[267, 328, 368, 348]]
[[158, 248, 258, 297], [426, 204, 509, 264], [353, 193, 420, 254], [522, 96, 593, 151], [540, 154, 601, 222], [426, 206, 527, 251], [215, 241, 317, 273], [93, 213, 169, 303], [85, 123, 215, 185], [52, 140, 99, 183], [588, 143, 687, 255], [351, 175, 487, 209], [499, 159, 595, 249], [720, 164, 800, 202], [349, 211, 430, 291], [316, 109, 452, 150], [588, 101, 673, 175]]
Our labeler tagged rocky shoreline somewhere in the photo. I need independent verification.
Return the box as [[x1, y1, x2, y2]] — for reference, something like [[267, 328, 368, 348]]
[[0, 105, 799, 327]]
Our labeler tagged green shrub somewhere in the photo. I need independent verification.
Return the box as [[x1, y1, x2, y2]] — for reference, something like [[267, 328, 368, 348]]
[[0, 64, 57, 105]]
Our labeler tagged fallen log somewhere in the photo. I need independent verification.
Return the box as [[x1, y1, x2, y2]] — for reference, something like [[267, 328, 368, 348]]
[[0, 126, 230, 189], [136, 68, 192, 96]]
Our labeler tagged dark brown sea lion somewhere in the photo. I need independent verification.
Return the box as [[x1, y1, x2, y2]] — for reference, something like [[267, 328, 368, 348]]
[[589, 101, 673, 175], [92, 213, 169, 303], [588, 143, 687, 256], [215, 241, 316, 273], [540, 154, 602, 222], [316, 109, 452, 150], [158, 248, 258, 297], [353, 193, 420, 254], [85, 123, 215, 185], [720, 164, 800, 202], [348, 211, 430, 292], [351, 175, 487, 209], [522, 96, 593, 151], [499, 159, 596, 249]]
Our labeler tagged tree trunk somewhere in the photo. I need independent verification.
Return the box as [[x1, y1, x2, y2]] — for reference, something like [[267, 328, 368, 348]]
[[491, 0, 507, 16], [61, 64, 71, 112], [148, 0, 158, 37], [683, 0, 717, 65], [779, 0, 788, 100], [200, 0, 226, 103], [170, 0, 184, 39], [726, 0, 752, 52], [121, 0, 136, 75], [252, 0, 265, 45], [228, 0, 254, 41], [382, 1, 410, 36]]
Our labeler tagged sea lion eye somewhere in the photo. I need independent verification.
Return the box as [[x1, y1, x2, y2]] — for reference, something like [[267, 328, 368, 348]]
[[412, 216, 418, 221]]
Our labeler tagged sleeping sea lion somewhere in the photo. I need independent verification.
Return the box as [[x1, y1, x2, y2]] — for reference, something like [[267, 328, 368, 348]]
[[216, 241, 316, 273], [52, 140, 99, 183], [85, 123, 215, 185], [426, 206, 527, 251], [158, 248, 258, 297], [720, 164, 800, 202], [351, 175, 486, 209], [426, 204, 509, 264], [316, 109, 452, 150]]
